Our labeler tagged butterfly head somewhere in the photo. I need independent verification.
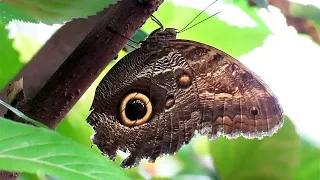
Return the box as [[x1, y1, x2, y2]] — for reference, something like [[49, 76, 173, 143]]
[[147, 27, 178, 41]]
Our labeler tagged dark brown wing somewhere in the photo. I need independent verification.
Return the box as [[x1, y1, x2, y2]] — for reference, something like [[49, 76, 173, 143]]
[[169, 40, 283, 139], [87, 39, 283, 168], [87, 47, 200, 167]]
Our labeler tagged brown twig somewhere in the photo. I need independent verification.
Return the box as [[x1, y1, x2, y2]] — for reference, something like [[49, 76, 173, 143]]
[[0, 0, 164, 179]]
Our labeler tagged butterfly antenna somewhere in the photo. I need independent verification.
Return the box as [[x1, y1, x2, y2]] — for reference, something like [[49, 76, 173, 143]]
[[151, 15, 164, 29], [179, 0, 218, 33], [178, 10, 222, 33], [106, 26, 139, 44], [122, 43, 139, 53]]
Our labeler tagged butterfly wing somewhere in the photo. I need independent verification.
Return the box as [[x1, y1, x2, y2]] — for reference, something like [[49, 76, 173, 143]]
[[88, 38, 283, 168], [87, 48, 200, 167], [168, 39, 283, 139]]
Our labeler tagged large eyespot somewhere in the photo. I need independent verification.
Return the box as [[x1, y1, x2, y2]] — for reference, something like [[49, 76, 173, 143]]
[[120, 92, 152, 127]]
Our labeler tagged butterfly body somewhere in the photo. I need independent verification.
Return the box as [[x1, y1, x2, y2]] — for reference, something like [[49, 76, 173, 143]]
[[87, 28, 283, 167]]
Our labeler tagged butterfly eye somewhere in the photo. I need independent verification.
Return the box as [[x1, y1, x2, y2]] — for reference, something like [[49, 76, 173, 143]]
[[250, 107, 259, 116], [120, 92, 152, 127], [213, 53, 223, 61], [165, 95, 175, 109]]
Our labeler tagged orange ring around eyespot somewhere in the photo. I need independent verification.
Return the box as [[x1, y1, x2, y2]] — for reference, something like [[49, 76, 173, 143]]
[[120, 92, 152, 127]]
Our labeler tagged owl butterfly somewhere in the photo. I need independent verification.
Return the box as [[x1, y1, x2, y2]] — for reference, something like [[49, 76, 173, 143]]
[[87, 13, 283, 168]]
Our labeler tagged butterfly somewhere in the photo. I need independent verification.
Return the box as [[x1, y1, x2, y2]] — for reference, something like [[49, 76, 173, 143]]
[[87, 16, 283, 168]]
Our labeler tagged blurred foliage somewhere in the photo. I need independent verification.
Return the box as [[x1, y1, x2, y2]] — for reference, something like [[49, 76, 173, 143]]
[[267, 0, 320, 44], [294, 143, 320, 180], [209, 116, 300, 180], [0, 2, 35, 24], [0, 23, 21, 90], [0, 0, 118, 24], [0, 0, 320, 180]]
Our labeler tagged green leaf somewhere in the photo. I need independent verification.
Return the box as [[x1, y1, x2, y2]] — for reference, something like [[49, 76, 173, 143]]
[[0, 23, 22, 90], [294, 144, 320, 180], [209, 116, 300, 180], [0, 117, 130, 180], [18, 172, 47, 180], [142, 1, 271, 57], [1, 0, 118, 25], [0, 2, 35, 24], [122, 168, 144, 180]]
